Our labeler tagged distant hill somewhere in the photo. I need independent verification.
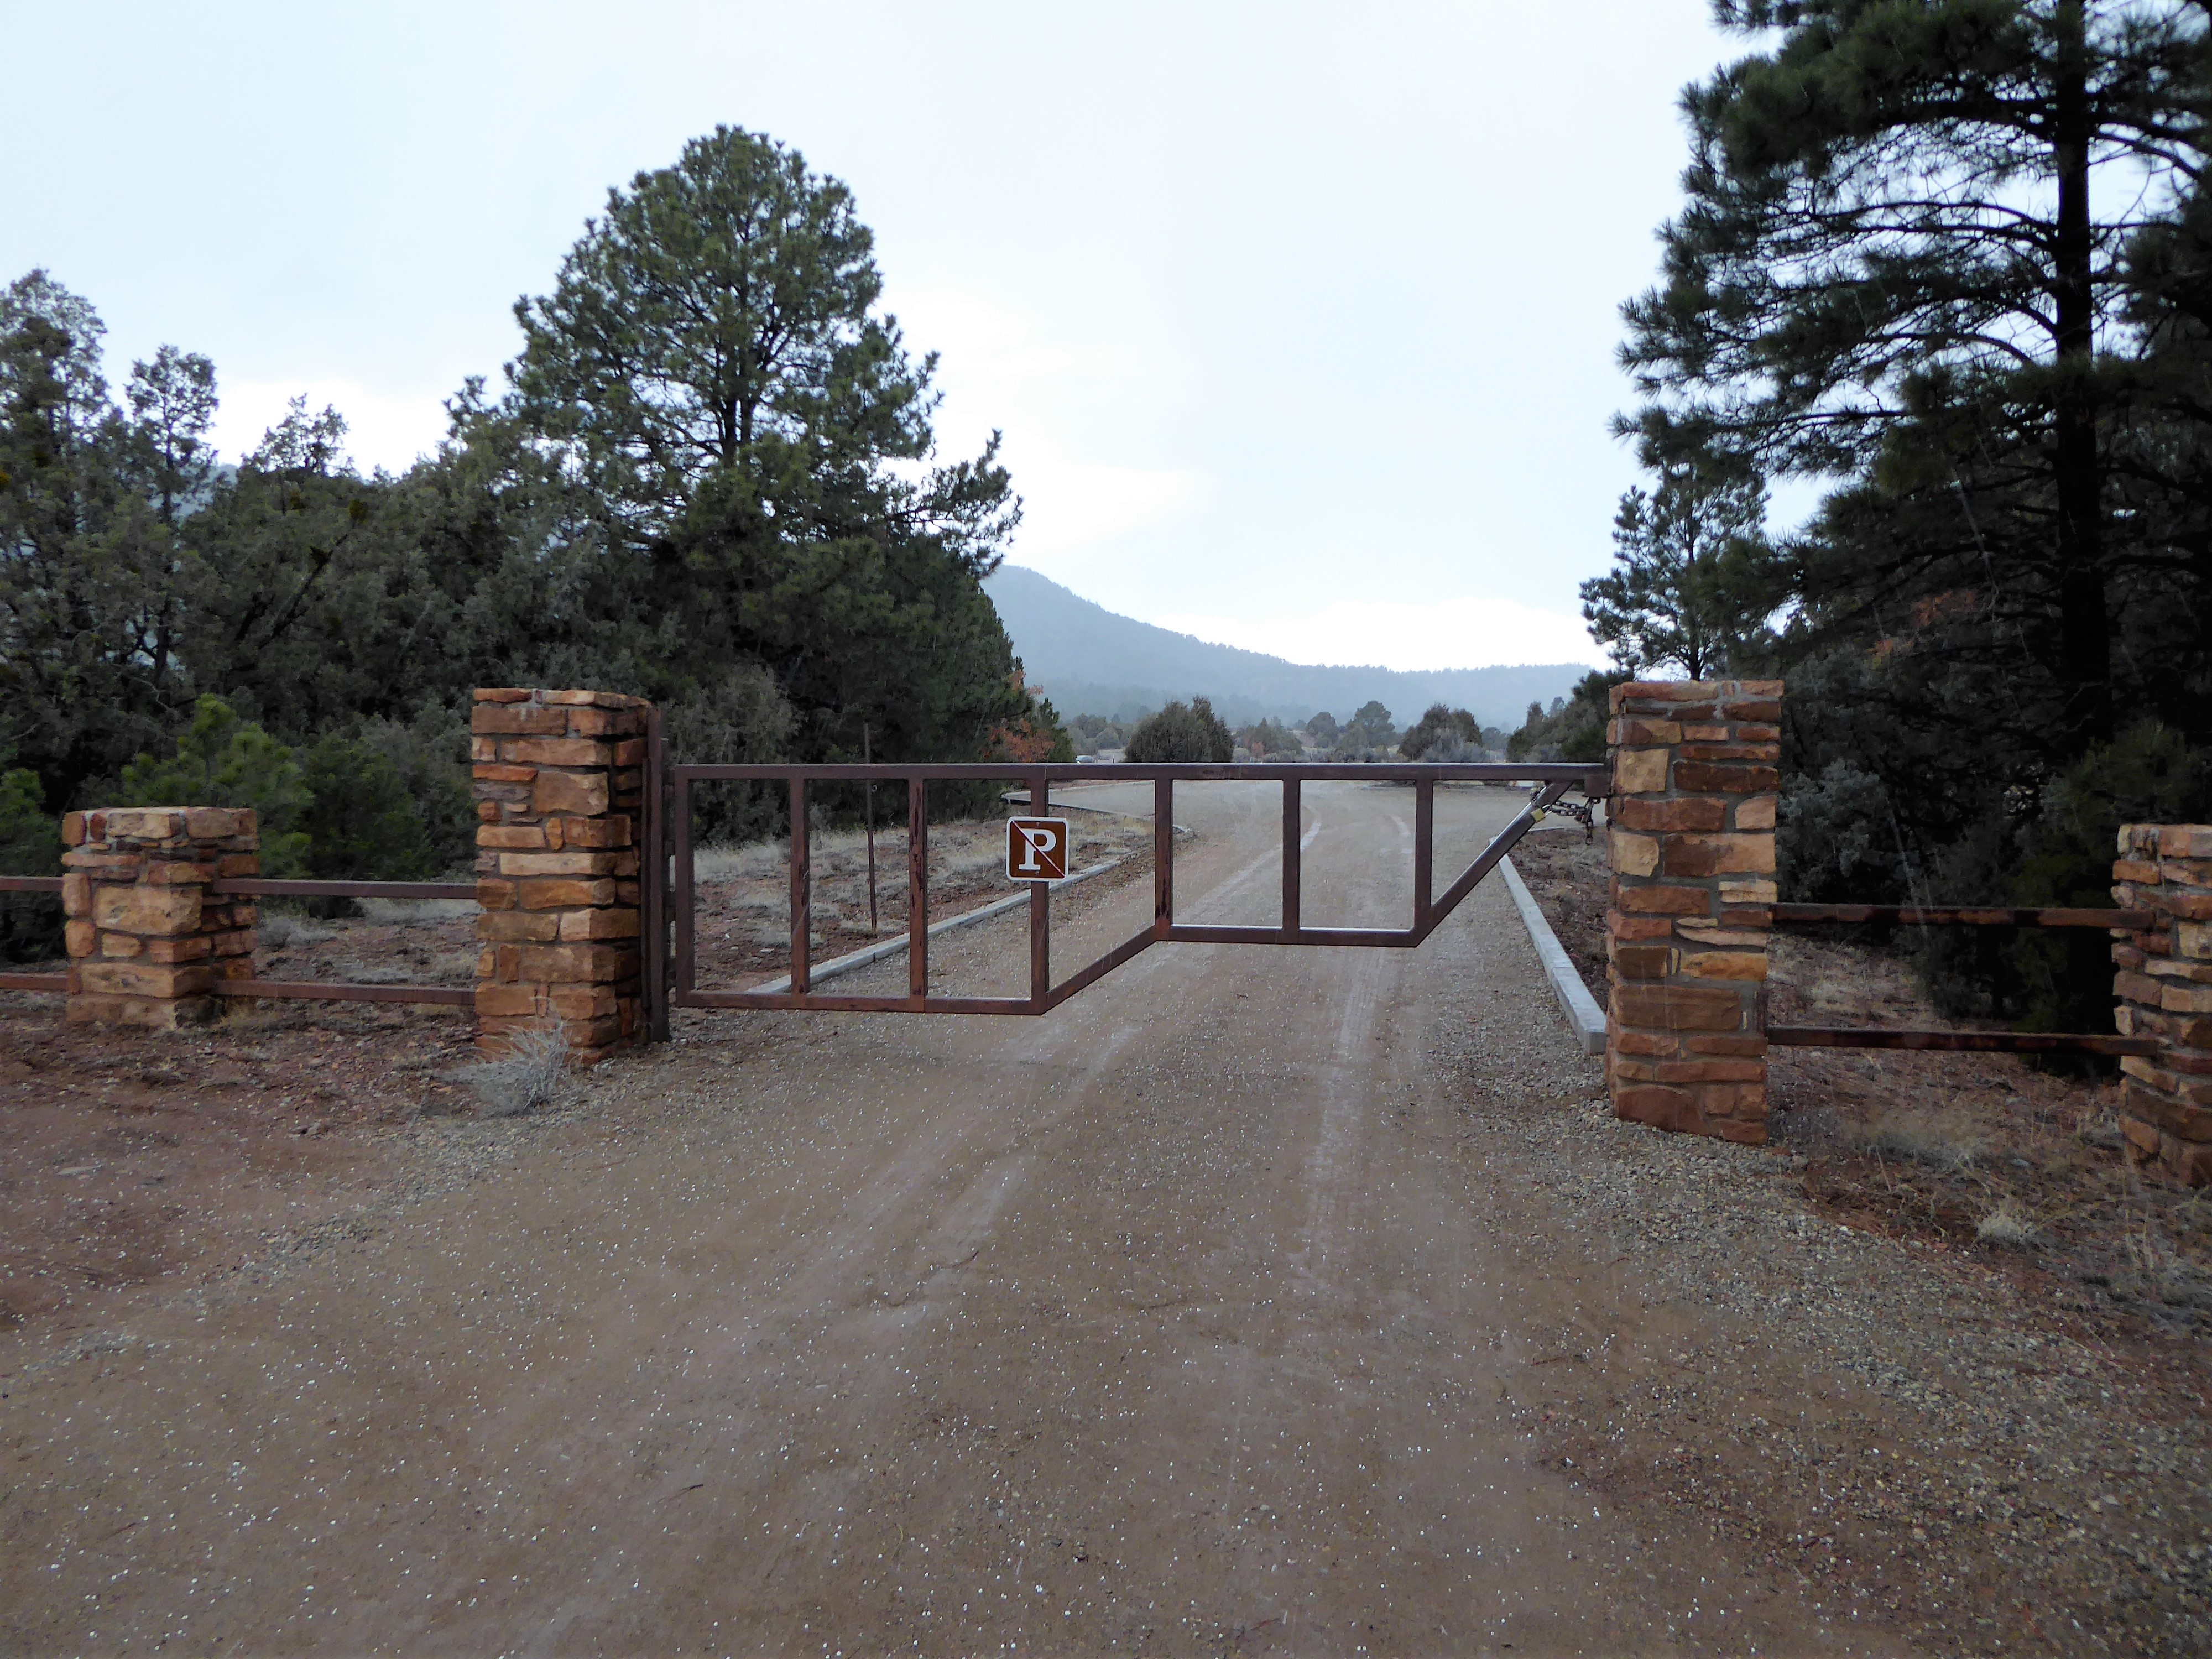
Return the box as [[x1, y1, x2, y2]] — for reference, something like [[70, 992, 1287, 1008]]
[[982, 565, 1592, 730]]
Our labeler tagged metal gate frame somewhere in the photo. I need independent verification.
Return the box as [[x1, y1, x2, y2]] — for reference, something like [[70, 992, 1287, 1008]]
[[643, 759, 1605, 1034]]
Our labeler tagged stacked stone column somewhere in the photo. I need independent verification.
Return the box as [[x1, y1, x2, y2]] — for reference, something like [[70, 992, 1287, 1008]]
[[2112, 824, 2212, 1186], [60, 808, 259, 1028], [472, 690, 647, 1062], [1604, 680, 1782, 1144]]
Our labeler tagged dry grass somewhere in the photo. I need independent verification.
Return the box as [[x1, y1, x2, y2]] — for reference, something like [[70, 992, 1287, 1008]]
[[460, 1022, 568, 1118]]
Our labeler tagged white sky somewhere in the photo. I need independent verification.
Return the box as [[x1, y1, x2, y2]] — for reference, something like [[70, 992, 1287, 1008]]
[[3, 1, 1746, 671]]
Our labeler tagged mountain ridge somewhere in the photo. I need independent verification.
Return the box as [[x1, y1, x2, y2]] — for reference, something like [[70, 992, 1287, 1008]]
[[982, 565, 1593, 729]]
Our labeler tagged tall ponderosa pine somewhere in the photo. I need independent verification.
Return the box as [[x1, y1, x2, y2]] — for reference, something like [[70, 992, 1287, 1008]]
[[1620, 1, 2209, 750], [503, 126, 1034, 767], [1581, 465, 1770, 677]]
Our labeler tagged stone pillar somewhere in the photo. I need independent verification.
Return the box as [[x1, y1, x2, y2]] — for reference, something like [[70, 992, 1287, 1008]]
[[60, 807, 259, 1028], [1604, 679, 1782, 1144], [472, 689, 648, 1062], [2112, 824, 2212, 1186]]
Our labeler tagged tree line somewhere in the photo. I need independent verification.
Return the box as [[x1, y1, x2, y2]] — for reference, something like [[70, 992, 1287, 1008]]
[[1582, 1, 2212, 1031], [1, 127, 1063, 948]]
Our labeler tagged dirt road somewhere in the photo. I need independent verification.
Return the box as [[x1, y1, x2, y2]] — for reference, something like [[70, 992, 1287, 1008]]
[[0, 784, 1995, 1652]]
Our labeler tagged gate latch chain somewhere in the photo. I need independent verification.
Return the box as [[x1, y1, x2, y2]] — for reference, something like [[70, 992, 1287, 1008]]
[[1528, 787, 1597, 843]]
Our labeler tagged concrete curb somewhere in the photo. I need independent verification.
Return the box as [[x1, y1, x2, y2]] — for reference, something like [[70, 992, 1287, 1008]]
[[1500, 854, 1606, 1056], [749, 858, 1124, 995]]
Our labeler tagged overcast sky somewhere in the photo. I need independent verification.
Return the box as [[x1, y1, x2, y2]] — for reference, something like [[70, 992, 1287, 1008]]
[[4, 1, 1746, 671]]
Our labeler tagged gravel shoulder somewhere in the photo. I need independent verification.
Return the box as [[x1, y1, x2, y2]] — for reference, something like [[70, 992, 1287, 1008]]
[[1, 784, 2205, 1653]]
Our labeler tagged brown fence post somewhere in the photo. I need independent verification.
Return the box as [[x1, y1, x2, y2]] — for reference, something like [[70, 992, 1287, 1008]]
[[472, 689, 649, 1063], [1604, 679, 1782, 1144], [61, 808, 259, 1028], [2112, 824, 2212, 1186]]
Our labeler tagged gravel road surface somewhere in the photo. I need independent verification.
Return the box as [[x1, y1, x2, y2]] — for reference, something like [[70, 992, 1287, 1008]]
[[7, 782, 2196, 1654]]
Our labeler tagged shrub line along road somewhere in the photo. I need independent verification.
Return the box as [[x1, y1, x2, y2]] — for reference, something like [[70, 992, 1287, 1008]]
[[2, 784, 1926, 1653]]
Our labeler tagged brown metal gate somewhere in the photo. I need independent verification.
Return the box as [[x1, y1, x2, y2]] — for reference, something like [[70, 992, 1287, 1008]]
[[641, 754, 1605, 1037]]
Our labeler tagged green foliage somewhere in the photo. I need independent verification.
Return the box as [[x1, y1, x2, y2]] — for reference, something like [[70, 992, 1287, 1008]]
[[1398, 704, 1481, 761], [1304, 711, 1340, 748], [1582, 466, 1773, 678], [0, 759, 60, 962], [119, 695, 310, 875], [299, 734, 435, 884], [1238, 717, 1301, 758], [1620, 3, 2212, 1025], [1125, 697, 1234, 763], [1506, 672, 1623, 764], [1337, 701, 1397, 755]]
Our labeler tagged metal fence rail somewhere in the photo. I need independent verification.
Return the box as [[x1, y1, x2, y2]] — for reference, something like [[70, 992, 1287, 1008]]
[[1771, 898, 2149, 1056], [0, 874, 476, 1009], [665, 759, 1606, 1021]]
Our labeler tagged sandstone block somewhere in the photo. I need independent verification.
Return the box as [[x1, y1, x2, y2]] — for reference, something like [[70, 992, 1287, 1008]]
[[61, 872, 90, 916], [558, 815, 633, 849], [1673, 761, 1780, 794], [549, 984, 622, 1019], [77, 959, 213, 998], [144, 860, 216, 886], [1661, 834, 1777, 878], [516, 877, 617, 910], [472, 706, 569, 735], [182, 807, 251, 840], [499, 850, 622, 878], [481, 912, 561, 942], [559, 908, 641, 941], [473, 763, 537, 784], [1613, 796, 1727, 833], [2162, 982, 2212, 1014], [145, 936, 212, 964], [1607, 911, 1678, 941], [2159, 825, 2212, 859], [474, 984, 544, 1018], [533, 770, 610, 817], [478, 825, 549, 851], [1679, 950, 1767, 981], [1618, 885, 1713, 916], [63, 851, 142, 873], [1655, 1058, 1766, 1083], [1614, 748, 1669, 793], [1678, 742, 1782, 763], [1611, 830, 1660, 878], [93, 885, 201, 935], [1686, 1034, 1767, 1056], [2178, 922, 2212, 960], [477, 879, 518, 910], [1613, 983, 1747, 1031], [101, 808, 185, 840], [562, 706, 643, 737], [1610, 1030, 1677, 1057], [100, 932, 144, 958], [65, 992, 213, 1030], [474, 687, 534, 703], [61, 812, 87, 847], [1611, 944, 1673, 980], [1734, 794, 1778, 831], [64, 919, 95, 957], [2115, 859, 2161, 884], [1615, 1084, 1699, 1133], [504, 737, 613, 768], [516, 942, 637, 984]]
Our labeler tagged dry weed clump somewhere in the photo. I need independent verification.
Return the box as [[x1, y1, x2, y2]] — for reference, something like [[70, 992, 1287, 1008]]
[[1854, 1104, 1989, 1172], [462, 1022, 568, 1118], [1974, 1198, 2039, 1246]]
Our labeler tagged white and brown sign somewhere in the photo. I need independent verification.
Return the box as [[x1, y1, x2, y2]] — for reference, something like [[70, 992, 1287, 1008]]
[[1005, 816, 1070, 882]]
